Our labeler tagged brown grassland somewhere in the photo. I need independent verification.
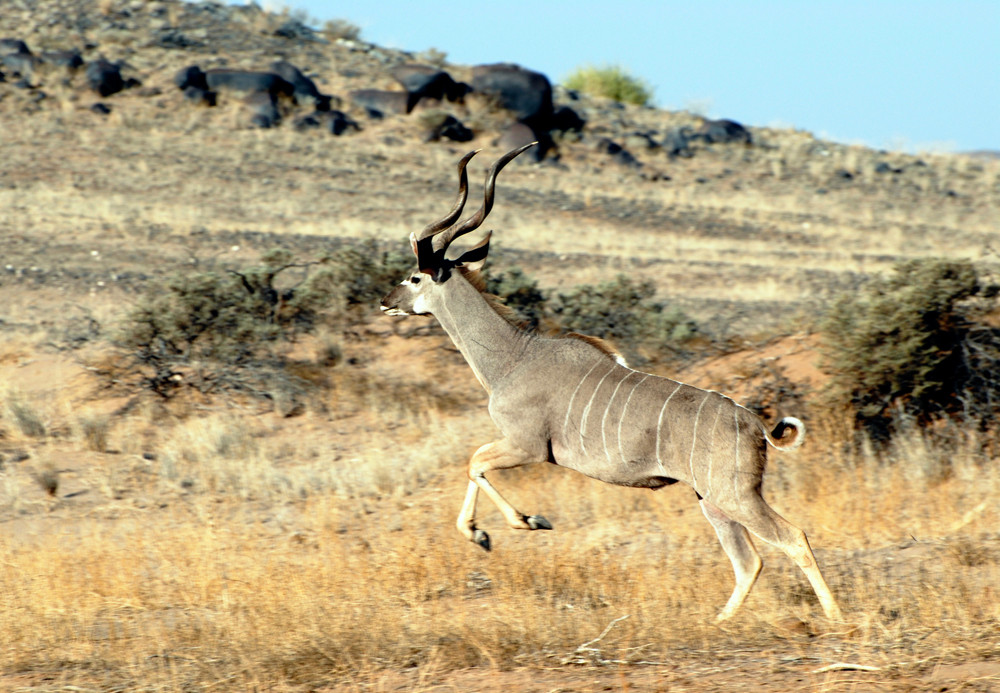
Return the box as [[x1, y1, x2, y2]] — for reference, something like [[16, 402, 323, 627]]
[[2, 2, 1000, 691]]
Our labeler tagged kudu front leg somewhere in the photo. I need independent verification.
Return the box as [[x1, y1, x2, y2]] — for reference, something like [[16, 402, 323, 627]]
[[457, 439, 552, 551]]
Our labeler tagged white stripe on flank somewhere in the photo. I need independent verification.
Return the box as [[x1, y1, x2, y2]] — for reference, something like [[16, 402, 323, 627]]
[[618, 374, 650, 464], [688, 393, 711, 488], [563, 359, 604, 439], [733, 407, 741, 500], [601, 371, 635, 465], [580, 363, 617, 456], [655, 383, 683, 472], [704, 399, 724, 497]]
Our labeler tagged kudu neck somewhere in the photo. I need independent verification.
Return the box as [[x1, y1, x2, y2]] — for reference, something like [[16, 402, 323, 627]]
[[430, 273, 530, 394]]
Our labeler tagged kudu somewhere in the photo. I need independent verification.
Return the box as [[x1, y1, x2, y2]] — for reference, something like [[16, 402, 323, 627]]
[[380, 145, 842, 621]]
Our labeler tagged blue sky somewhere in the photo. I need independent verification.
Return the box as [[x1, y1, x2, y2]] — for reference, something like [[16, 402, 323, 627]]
[[275, 1, 998, 153]]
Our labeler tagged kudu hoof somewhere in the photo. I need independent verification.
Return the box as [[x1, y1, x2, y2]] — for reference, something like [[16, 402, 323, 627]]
[[473, 529, 491, 551], [526, 515, 553, 530]]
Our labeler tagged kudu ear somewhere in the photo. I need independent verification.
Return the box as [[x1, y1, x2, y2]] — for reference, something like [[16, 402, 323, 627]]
[[409, 232, 436, 276], [455, 231, 491, 272]]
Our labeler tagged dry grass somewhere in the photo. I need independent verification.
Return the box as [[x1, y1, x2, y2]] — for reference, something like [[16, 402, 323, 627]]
[[1, 380, 998, 690]]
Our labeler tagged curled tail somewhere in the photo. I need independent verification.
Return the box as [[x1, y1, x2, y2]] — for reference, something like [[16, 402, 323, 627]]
[[764, 416, 805, 451]]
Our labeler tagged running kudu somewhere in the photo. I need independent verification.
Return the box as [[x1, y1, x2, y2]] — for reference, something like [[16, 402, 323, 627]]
[[380, 145, 842, 621]]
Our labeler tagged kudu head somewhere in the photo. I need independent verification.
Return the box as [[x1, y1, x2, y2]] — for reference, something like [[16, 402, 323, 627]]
[[380, 144, 534, 317]]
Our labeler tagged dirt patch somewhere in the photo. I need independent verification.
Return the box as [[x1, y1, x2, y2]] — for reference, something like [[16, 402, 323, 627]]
[[673, 334, 827, 422], [925, 660, 1000, 688]]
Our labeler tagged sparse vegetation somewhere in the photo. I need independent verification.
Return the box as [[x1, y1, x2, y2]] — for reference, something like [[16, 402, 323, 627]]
[[562, 64, 654, 106]]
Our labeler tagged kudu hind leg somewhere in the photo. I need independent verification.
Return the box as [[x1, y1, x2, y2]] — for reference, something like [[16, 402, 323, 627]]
[[458, 439, 551, 551], [700, 500, 763, 622], [457, 481, 490, 550], [729, 496, 843, 620]]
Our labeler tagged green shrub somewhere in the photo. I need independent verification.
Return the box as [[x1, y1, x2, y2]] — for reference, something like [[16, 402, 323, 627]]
[[820, 258, 1000, 441], [562, 64, 654, 106], [552, 275, 697, 361]]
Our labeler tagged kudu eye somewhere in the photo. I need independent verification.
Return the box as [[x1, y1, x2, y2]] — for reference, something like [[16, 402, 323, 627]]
[[411, 276, 421, 284]]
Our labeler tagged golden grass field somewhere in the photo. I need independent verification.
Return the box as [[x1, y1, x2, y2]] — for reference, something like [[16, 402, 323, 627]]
[[2, 2, 1000, 690]]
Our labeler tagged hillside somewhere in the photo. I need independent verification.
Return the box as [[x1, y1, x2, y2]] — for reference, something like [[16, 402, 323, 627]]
[[2, 0, 998, 339], [1, 2, 999, 692]]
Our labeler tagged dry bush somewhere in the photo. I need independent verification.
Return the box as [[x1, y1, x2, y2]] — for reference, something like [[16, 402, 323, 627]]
[[2, 391, 48, 439], [75, 413, 111, 452]]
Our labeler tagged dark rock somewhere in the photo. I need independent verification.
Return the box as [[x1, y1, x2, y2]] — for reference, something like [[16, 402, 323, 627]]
[[550, 105, 585, 133], [496, 122, 550, 161], [295, 109, 360, 136], [151, 28, 202, 49], [423, 114, 472, 142], [183, 86, 216, 106], [696, 118, 751, 144], [595, 138, 640, 167], [85, 59, 125, 97], [244, 91, 280, 128], [273, 19, 316, 41], [174, 65, 207, 91], [323, 110, 360, 135], [664, 127, 694, 157], [391, 63, 469, 105], [0, 38, 30, 55], [2, 52, 40, 78], [204, 69, 294, 100], [270, 60, 330, 109], [874, 162, 902, 174], [349, 88, 410, 117], [40, 49, 83, 71], [471, 62, 553, 128]]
